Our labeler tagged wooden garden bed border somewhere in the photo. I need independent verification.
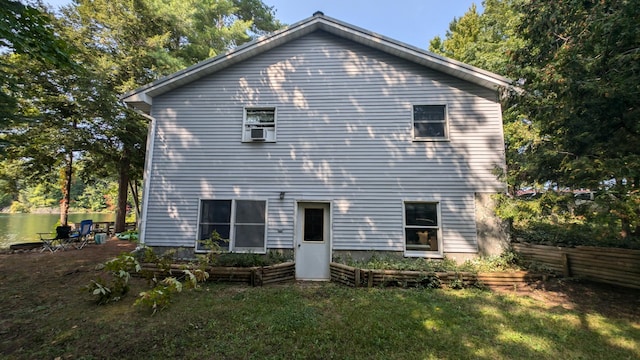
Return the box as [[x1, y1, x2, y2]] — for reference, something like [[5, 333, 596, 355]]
[[330, 262, 545, 288], [138, 261, 295, 287], [137, 261, 545, 289]]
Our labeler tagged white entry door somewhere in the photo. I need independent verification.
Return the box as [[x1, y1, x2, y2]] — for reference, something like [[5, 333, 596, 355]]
[[295, 202, 331, 280]]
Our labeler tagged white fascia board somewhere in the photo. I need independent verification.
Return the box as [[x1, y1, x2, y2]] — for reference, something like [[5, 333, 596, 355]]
[[314, 16, 512, 90], [120, 17, 322, 107]]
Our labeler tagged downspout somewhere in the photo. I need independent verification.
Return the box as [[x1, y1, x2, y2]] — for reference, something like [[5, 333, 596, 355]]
[[127, 107, 156, 248]]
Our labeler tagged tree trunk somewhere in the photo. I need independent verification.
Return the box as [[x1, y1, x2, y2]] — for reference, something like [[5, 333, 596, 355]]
[[114, 153, 130, 233], [129, 180, 140, 219], [59, 150, 73, 226]]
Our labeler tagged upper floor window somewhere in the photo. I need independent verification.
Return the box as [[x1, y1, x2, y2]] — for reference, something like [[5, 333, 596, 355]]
[[243, 107, 276, 142], [413, 105, 448, 140]]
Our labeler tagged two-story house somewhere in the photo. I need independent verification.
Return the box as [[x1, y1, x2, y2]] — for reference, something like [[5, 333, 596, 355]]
[[122, 12, 510, 280]]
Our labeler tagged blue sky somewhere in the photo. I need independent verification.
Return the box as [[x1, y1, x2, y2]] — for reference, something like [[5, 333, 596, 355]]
[[45, 0, 480, 49]]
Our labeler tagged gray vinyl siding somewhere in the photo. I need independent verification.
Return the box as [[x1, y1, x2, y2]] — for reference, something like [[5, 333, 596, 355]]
[[143, 31, 505, 253]]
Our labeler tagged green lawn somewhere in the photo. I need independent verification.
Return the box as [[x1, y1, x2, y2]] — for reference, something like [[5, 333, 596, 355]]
[[2, 280, 638, 359]]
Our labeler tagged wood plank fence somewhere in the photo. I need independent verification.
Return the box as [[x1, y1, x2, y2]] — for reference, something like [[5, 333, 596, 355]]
[[512, 243, 640, 289]]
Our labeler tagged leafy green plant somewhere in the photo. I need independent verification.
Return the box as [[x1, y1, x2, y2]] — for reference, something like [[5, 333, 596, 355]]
[[460, 250, 522, 272], [135, 269, 209, 314], [182, 269, 209, 289], [448, 278, 464, 290], [212, 251, 292, 267], [135, 277, 182, 314], [86, 253, 141, 304], [341, 253, 524, 273], [416, 273, 442, 289]]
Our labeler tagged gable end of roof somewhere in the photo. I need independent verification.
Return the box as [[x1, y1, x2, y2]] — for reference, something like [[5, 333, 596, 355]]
[[121, 14, 512, 112]]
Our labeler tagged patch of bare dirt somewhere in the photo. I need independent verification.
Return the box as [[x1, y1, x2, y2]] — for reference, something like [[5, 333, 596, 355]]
[[489, 277, 640, 322], [0, 238, 136, 278]]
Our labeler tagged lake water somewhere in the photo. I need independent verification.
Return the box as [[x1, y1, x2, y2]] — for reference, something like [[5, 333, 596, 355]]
[[0, 213, 115, 248]]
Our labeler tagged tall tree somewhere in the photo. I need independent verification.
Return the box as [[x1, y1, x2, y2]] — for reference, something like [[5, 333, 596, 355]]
[[1, 52, 92, 225], [429, 4, 482, 66], [60, 0, 282, 232], [1, 1, 84, 224], [1, 0, 75, 144], [508, 0, 640, 235], [429, 0, 528, 193]]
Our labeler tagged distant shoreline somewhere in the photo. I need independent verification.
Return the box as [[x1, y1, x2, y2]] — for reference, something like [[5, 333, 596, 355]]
[[0, 207, 113, 215]]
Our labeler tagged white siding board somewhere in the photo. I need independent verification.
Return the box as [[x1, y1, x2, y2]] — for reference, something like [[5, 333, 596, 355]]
[[142, 31, 505, 254]]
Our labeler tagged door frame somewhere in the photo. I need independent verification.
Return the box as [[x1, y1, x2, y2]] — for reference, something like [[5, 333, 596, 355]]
[[294, 200, 332, 280]]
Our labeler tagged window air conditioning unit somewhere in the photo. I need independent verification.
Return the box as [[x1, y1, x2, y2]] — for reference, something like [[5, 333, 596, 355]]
[[250, 128, 266, 141]]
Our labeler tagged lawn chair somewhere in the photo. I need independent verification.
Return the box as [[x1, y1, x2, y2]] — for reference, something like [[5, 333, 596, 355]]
[[38, 225, 72, 253], [69, 219, 93, 250]]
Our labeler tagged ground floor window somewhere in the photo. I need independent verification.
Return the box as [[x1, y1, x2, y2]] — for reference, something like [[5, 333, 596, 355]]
[[197, 199, 266, 253], [404, 202, 441, 256]]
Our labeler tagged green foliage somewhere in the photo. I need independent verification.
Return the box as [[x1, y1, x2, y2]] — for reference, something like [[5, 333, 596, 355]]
[[182, 269, 210, 289], [354, 254, 451, 272], [104, 253, 143, 275], [0, 1, 73, 66], [127, 246, 209, 314], [416, 273, 442, 289], [505, 0, 640, 235], [429, 0, 525, 75], [134, 267, 210, 314], [2, 0, 281, 224], [460, 250, 521, 272], [341, 252, 523, 273], [75, 179, 113, 211], [448, 278, 465, 290], [0, 0, 75, 123], [142, 247, 176, 272], [496, 190, 640, 248], [86, 253, 141, 304], [432, 1, 640, 244], [135, 277, 182, 314], [8, 201, 28, 213], [212, 251, 292, 267]]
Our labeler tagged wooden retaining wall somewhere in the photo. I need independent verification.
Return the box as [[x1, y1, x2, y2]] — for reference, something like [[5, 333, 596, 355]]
[[513, 243, 640, 289], [330, 262, 542, 288], [139, 262, 295, 287]]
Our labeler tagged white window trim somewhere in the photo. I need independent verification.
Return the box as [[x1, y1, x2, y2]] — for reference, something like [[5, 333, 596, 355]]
[[412, 104, 450, 142], [195, 198, 268, 254], [242, 107, 277, 143], [403, 201, 444, 258]]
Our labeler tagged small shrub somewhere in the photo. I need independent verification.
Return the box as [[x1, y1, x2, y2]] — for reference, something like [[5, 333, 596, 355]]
[[340, 252, 524, 273], [382, 278, 403, 287], [135, 277, 182, 314], [181, 269, 209, 289], [86, 253, 141, 304], [347, 254, 461, 272], [448, 278, 464, 290], [416, 273, 442, 289], [135, 271, 209, 314], [460, 250, 522, 272]]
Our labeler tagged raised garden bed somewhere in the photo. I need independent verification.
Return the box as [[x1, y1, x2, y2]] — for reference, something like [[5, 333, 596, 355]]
[[136, 261, 544, 289], [139, 261, 295, 287], [330, 262, 546, 289]]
